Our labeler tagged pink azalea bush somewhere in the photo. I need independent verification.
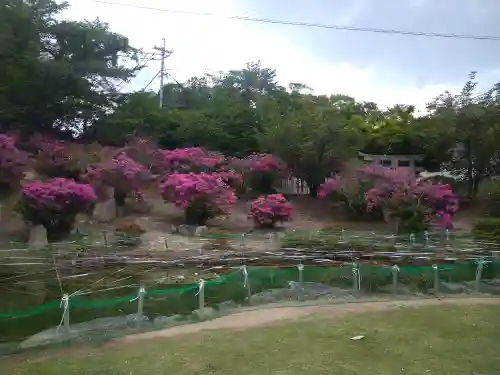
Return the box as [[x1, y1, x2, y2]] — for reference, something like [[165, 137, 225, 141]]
[[319, 165, 458, 232], [215, 167, 244, 191], [318, 169, 380, 219], [249, 194, 293, 228], [234, 153, 288, 194], [158, 147, 225, 174], [0, 134, 28, 192], [18, 178, 97, 240], [86, 153, 152, 206], [119, 136, 165, 173], [160, 172, 237, 225], [31, 136, 98, 180], [32, 136, 79, 179]]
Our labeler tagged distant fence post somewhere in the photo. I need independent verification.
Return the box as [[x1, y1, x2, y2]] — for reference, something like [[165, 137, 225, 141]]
[[197, 279, 205, 317], [475, 260, 485, 293], [102, 231, 108, 248], [391, 265, 399, 294], [61, 293, 71, 337], [432, 264, 439, 295], [240, 234, 245, 255], [241, 265, 251, 304], [136, 285, 146, 329], [297, 263, 304, 300], [271, 232, 280, 251], [352, 263, 360, 294]]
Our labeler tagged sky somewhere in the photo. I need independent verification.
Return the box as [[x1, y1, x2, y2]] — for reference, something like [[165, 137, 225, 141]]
[[63, 0, 500, 111]]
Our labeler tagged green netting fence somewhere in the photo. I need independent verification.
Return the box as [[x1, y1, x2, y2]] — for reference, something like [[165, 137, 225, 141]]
[[1, 260, 500, 352]]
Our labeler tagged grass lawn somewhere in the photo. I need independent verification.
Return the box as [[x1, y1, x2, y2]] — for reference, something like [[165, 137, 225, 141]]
[[1, 304, 499, 375]]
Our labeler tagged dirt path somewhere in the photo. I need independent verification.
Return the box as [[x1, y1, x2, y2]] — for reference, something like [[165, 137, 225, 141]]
[[119, 297, 499, 343]]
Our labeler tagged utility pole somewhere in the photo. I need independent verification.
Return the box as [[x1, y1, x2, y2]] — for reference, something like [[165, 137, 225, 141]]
[[154, 38, 169, 108]]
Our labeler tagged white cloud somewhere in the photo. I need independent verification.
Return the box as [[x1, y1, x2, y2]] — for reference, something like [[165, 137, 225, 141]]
[[64, 0, 456, 110]]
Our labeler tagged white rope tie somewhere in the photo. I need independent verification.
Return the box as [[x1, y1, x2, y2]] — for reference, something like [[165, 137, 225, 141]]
[[56, 294, 69, 334], [195, 279, 205, 296], [475, 259, 488, 280], [129, 286, 147, 303], [241, 266, 249, 288], [352, 268, 361, 291]]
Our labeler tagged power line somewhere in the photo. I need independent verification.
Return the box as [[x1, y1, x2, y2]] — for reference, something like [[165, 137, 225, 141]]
[[117, 50, 157, 58], [118, 52, 158, 91], [89, 0, 500, 41], [141, 70, 161, 91]]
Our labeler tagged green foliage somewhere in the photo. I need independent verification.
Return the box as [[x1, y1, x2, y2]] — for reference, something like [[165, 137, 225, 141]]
[[5, 0, 500, 201], [259, 94, 363, 196], [0, 0, 138, 136], [472, 218, 500, 241], [488, 190, 500, 217]]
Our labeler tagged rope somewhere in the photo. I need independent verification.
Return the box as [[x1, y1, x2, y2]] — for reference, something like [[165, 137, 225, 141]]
[[195, 279, 205, 296], [56, 294, 69, 334], [241, 266, 249, 288]]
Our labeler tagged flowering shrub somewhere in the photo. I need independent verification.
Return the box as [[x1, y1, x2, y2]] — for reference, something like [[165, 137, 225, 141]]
[[320, 165, 458, 232], [86, 154, 152, 206], [119, 137, 165, 173], [215, 168, 244, 191], [160, 173, 236, 225], [235, 153, 287, 194], [318, 170, 381, 220], [32, 136, 94, 180], [249, 194, 293, 228], [18, 178, 97, 241], [0, 134, 28, 193], [158, 147, 225, 174]]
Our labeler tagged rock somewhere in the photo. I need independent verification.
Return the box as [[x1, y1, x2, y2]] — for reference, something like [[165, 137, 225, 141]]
[[23, 171, 37, 181], [379, 284, 413, 295], [19, 314, 149, 349], [128, 199, 152, 214], [153, 314, 183, 327], [249, 288, 295, 305], [382, 207, 392, 223], [201, 242, 216, 251], [0, 342, 18, 355], [440, 282, 467, 294], [195, 226, 208, 236], [116, 205, 125, 217], [268, 232, 281, 251], [466, 279, 500, 295], [191, 307, 216, 320], [93, 199, 116, 222], [216, 300, 240, 311], [71, 214, 90, 234], [28, 225, 48, 249], [178, 225, 197, 237], [289, 282, 348, 298]]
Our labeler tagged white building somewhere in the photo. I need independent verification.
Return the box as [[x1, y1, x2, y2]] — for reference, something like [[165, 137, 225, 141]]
[[358, 152, 425, 174]]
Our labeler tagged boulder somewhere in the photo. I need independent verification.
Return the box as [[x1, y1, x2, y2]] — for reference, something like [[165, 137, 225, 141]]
[[20, 314, 149, 349], [93, 199, 116, 222], [28, 225, 48, 249]]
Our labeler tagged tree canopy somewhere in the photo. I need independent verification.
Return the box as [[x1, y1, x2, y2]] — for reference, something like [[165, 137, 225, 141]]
[[3, 0, 500, 198]]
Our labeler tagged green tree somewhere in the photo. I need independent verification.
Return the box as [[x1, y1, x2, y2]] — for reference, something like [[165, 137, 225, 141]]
[[428, 72, 500, 198], [260, 93, 363, 196], [0, 0, 139, 136]]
